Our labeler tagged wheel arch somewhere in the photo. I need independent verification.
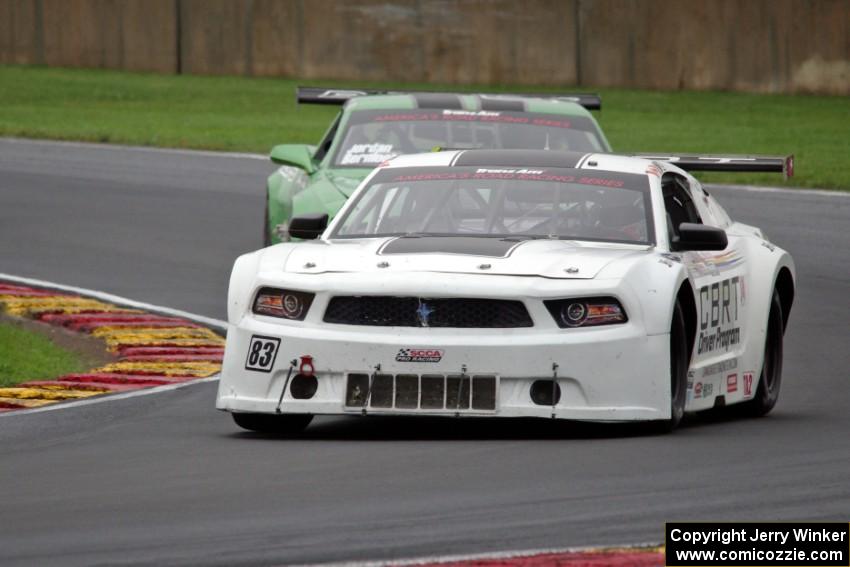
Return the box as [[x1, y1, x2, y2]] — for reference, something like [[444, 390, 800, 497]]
[[774, 266, 794, 332], [675, 279, 698, 363], [227, 251, 263, 324]]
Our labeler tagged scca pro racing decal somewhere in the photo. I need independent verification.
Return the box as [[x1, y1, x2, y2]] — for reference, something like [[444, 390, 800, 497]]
[[698, 276, 743, 355], [395, 348, 444, 363]]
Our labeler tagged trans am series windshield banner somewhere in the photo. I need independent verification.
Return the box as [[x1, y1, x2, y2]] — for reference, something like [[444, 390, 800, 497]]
[[375, 167, 649, 190], [346, 109, 598, 131]]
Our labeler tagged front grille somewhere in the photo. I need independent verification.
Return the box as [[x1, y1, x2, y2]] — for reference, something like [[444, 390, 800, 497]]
[[345, 373, 497, 411], [324, 297, 533, 328]]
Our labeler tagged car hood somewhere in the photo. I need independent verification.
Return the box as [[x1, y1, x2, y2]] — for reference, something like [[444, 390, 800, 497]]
[[274, 236, 650, 279]]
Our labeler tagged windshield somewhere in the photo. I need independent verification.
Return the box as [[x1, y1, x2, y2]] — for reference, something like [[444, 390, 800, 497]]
[[332, 167, 654, 245], [332, 110, 606, 168]]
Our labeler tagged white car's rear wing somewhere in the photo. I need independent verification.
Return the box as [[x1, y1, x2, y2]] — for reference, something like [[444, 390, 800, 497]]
[[632, 153, 794, 179], [296, 86, 602, 110]]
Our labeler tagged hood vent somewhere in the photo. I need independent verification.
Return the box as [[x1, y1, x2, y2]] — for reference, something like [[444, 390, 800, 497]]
[[379, 236, 525, 258]]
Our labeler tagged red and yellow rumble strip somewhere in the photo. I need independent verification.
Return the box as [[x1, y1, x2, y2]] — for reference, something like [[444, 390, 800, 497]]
[[0, 282, 224, 412], [413, 546, 664, 567]]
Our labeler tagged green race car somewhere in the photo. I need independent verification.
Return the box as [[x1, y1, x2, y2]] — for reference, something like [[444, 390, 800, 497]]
[[264, 87, 611, 245]]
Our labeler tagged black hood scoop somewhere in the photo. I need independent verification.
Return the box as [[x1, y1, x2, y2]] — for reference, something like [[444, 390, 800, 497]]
[[379, 236, 524, 258]]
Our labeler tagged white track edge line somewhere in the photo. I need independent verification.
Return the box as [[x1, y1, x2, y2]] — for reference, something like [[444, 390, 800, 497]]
[[0, 136, 266, 160], [304, 541, 662, 567], [0, 376, 219, 418], [0, 272, 227, 330]]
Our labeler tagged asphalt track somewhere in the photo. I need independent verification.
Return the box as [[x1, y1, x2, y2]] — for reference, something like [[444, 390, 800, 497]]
[[1, 138, 849, 566]]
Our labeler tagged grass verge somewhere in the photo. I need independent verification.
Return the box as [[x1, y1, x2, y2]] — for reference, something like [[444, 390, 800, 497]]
[[1, 65, 848, 189], [0, 320, 88, 387]]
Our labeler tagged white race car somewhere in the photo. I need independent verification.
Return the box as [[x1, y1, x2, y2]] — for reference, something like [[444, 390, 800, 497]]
[[217, 149, 795, 433]]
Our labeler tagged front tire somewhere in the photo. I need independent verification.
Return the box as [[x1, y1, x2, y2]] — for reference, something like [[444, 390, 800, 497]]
[[742, 290, 784, 417], [232, 413, 313, 435], [652, 300, 689, 433]]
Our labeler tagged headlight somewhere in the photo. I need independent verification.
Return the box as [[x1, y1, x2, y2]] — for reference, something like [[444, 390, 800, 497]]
[[544, 297, 627, 328], [252, 287, 314, 321]]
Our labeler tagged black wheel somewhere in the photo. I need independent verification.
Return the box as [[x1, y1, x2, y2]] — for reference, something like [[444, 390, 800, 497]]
[[263, 198, 272, 247], [652, 300, 689, 433], [232, 413, 313, 435], [742, 290, 784, 417]]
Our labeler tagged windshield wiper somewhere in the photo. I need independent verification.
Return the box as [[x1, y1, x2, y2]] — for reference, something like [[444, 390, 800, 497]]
[[397, 233, 556, 241], [399, 232, 452, 238], [500, 235, 555, 242]]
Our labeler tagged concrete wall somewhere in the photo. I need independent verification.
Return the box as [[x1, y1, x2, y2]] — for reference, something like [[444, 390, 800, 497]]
[[577, 0, 850, 93], [1, 0, 847, 94]]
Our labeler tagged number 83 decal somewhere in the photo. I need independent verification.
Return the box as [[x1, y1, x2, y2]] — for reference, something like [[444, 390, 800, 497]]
[[245, 335, 281, 372]]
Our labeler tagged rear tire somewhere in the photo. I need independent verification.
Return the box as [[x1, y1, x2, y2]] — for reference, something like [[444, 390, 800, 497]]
[[742, 290, 784, 417], [232, 413, 313, 435], [651, 300, 689, 433]]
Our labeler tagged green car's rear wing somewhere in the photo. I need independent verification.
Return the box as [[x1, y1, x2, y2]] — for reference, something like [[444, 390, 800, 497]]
[[632, 153, 794, 179], [296, 86, 602, 111]]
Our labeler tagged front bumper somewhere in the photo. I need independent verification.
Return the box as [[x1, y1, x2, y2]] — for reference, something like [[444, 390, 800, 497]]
[[216, 317, 671, 422]]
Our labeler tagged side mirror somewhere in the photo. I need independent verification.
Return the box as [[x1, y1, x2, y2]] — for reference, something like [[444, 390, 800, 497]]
[[672, 222, 728, 251], [269, 144, 317, 174], [289, 213, 328, 240]]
